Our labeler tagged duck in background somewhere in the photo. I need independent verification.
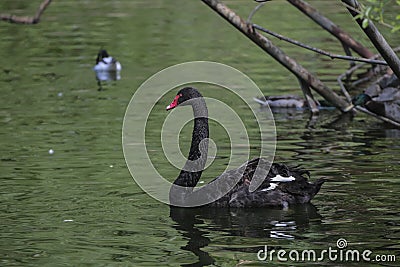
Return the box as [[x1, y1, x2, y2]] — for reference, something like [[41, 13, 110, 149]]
[[352, 73, 400, 123], [352, 87, 400, 123], [94, 49, 122, 72], [254, 95, 307, 109], [93, 49, 121, 82]]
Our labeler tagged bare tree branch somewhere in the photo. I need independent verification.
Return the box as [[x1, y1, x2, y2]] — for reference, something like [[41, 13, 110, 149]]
[[252, 24, 387, 65], [287, 0, 374, 58], [341, 0, 400, 80], [356, 106, 400, 127], [337, 57, 382, 103], [201, 0, 352, 112], [337, 47, 400, 126], [0, 0, 52, 24], [298, 78, 319, 114]]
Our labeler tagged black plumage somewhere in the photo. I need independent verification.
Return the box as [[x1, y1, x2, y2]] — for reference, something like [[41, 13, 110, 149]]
[[167, 87, 324, 208]]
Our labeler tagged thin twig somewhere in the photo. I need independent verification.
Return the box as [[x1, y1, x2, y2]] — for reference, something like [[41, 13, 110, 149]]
[[298, 78, 319, 114], [0, 0, 52, 24], [337, 47, 400, 102], [337, 66, 360, 102], [340, 1, 362, 15], [252, 24, 388, 66], [337, 53, 382, 102], [341, 42, 356, 68], [356, 106, 400, 127], [352, 76, 373, 87]]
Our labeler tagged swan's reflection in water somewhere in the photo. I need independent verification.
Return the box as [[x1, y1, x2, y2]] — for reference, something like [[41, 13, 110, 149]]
[[95, 71, 121, 90], [170, 204, 322, 267]]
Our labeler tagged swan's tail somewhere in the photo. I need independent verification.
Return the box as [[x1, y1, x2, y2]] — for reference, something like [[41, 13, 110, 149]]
[[312, 178, 326, 197]]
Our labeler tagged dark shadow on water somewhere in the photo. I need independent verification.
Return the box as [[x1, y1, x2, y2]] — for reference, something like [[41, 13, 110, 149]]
[[170, 204, 322, 267]]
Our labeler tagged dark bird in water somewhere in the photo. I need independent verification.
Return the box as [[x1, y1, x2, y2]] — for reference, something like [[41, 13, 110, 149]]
[[352, 87, 400, 123], [94, 49, 122, 72], [254, 95, 307, 109], [166, 87, 325, 208]]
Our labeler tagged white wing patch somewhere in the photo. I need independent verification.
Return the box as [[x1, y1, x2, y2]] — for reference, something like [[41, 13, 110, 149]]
[[270, 175, 295, 182], [261, 183, 278, 191], [260, 175, 295, 192]]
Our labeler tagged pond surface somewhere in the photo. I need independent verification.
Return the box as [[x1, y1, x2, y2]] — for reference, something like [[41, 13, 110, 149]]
[[1, 0, 399, 266]]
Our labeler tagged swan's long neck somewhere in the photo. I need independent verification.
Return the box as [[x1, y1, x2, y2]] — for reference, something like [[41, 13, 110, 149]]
[[173, 98, 209, 188]]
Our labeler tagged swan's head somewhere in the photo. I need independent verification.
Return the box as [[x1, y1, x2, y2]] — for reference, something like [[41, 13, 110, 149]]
[[166, 87, 203, 110]]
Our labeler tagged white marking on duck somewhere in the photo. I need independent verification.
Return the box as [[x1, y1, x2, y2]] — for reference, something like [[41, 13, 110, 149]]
[[270, 175, 295, 182], [102, 57, 113, 64]]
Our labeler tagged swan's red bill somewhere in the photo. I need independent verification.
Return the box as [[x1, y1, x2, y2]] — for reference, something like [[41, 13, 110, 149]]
[[166, 94, 181, 110]]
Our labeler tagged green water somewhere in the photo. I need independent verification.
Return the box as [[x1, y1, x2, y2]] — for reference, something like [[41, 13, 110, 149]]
[[1, 0, 399, 266]]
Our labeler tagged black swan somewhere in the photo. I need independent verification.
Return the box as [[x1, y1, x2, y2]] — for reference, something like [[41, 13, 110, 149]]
[[166, 87, 324, 208]]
